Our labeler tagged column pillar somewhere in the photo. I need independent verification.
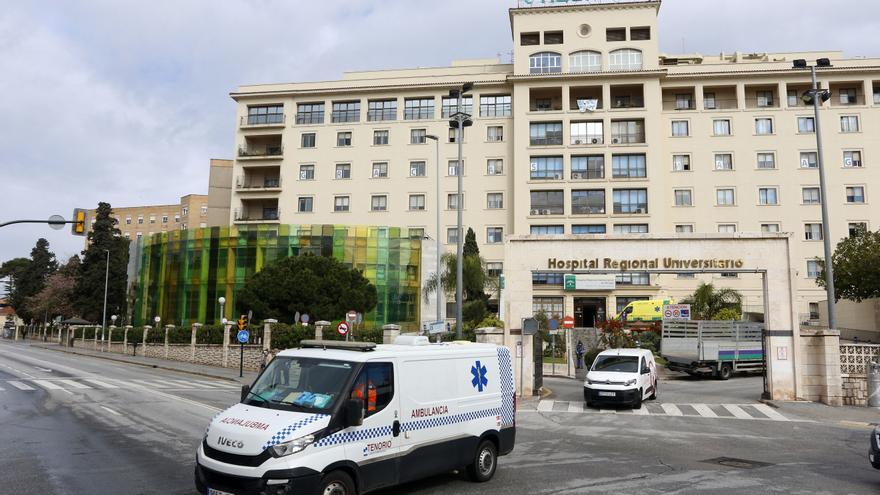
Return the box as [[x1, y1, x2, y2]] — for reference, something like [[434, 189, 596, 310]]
[[164, 325, 174, 359], [263, 319, 277, 351], [191, 323, 202, 362], [314, 321, 329, 341], [142, 325, 151, 356], [222, 323, 231, 367], [382, 324, 401, 344], [123, 325, 132, 354]]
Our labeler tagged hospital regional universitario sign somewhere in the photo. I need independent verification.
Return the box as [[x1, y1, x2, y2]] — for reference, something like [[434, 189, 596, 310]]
[[547, 257, 745, 271], [518, 0, 656, 7]]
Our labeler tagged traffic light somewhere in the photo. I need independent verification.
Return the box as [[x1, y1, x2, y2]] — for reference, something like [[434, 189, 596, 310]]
[[237, 315, 247, 330], [71, 208, 87, 236]]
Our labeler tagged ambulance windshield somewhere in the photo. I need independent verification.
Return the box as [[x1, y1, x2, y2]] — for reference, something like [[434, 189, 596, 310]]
[[245, 357, 356, 412]]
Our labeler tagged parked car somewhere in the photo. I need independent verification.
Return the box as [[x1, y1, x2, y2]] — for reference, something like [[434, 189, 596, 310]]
[[583, 348, 658, 409], [870, 425, 880, 469]]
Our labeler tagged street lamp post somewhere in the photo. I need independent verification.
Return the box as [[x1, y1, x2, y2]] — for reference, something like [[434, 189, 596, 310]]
[[425, 134, 442, 327], [794, 58, 837, 329], [218, 296, 226, 325], [101, 249, 110, 342], [447, 83, 473, 339]]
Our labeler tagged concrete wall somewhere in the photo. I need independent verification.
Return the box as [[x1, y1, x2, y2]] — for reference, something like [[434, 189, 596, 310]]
[[208, 158, 234, 227], [819, 298, 880, 335]]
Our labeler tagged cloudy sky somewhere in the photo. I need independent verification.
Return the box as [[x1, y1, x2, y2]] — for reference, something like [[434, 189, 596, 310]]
[[1, 0, 877, 263]]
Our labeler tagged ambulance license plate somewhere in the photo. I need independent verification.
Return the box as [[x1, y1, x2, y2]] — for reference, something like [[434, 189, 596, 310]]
[[208, 488, 235, 495], [598, 391, 616, 397]]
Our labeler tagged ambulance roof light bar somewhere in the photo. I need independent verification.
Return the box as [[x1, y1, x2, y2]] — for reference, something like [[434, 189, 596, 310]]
[[300, 340, 376, 352]]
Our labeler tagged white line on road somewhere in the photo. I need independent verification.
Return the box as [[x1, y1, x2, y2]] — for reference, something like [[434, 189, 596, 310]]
[[660, 403, 683, 416], [567, 401, 583, 413], [691, 404, 718, 418], [723, 404, 753, 420], [752, 403, 789, 422], [599, 408, 616, 414], [57, 379, 92, 389], [630, 405, 650, 415], [32, 379, 64, 390], [100, 406, 122, 416], [537, 400, 554, 412], [82, 378, 119, 389], [192, 380, 238, 389], [131, 379, 173, 389], [34, 366, 53, 373], [8, 381, 35, 391]]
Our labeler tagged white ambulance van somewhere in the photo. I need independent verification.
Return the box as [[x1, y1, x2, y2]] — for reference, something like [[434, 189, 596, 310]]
[[195, 337, 516, 495]]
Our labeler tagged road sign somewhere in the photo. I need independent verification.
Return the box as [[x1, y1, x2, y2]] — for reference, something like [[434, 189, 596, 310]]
[[548, 318, 559, 331], [662, 304, 692, 321], [346, 310, 357, 323], [237, 316, 247, 330], [337, 322, 349, 336], [301, 314, 310, 324], [522, 318, 539, 336], [237, 329, 250, 344], [428, 321, 446, 335], [563, 315, 575, 329]]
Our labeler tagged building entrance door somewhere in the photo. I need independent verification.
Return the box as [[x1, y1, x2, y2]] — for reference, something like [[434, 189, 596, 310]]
[[574, 297, 606, 327]]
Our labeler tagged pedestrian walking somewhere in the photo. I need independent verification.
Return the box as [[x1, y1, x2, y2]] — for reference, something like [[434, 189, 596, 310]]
[[576, 340, 585, 369]]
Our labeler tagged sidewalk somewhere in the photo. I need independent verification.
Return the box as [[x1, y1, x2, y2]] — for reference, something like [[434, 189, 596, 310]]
[[22, 341, 259, 384], [764, 399, 880, 428]]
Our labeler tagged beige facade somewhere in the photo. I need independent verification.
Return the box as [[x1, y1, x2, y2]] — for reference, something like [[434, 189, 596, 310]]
[[89, 194, 209, 242], [228, 1, 880, 318], [207, 158, 234, 227]]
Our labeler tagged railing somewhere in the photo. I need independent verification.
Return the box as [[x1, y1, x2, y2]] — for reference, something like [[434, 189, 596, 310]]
[[571, 170, 604, 180], [662, 100, 696, 111], [403, 109, 434, 120], [331, 111, 359, 123], [529, 206, 564, 215], [570, 135, 603, 145], [839, 344, 880, 375], [367, 109, 397, 121], [830, 94, 866, 106], [703, 98, 739, 110], [234, 208, 280, 222], [745, 97, 780, 109], [572, 206, 605, 215], [240, 114, 285, 127], [295, 113, 324, 125], [609, 98, 645, 109], [610, 133, 645, 144], [238, 145, 283, 158], [530, 135, 564, 146], [235, 177, 282, 190]]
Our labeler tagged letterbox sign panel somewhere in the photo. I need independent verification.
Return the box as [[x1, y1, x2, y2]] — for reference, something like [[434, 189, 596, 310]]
[[564, 274, 616, 291], [518, 0, 656, 7]]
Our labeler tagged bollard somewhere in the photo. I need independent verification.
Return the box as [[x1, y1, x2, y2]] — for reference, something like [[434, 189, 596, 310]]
[[868, 362, 880, 408]]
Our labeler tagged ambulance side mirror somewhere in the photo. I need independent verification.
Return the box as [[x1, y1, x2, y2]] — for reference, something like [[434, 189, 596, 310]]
[[344, 399, 364, 427], [240, 385, 251, 403]]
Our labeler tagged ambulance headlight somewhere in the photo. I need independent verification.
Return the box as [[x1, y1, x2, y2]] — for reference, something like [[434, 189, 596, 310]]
[[625, 379, 637, 387], [270, 434, 315, 458]]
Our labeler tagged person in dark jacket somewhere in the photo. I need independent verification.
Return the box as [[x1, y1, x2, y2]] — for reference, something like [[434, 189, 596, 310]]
[[576, 340, 585, 369]]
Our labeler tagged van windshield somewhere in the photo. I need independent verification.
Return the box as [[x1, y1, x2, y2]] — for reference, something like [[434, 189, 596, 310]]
[[245, 356, 356, 413], [592, 355, 639, 373]]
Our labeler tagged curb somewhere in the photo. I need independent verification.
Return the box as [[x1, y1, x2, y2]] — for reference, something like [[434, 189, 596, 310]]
[[33, 345, 249, 384]]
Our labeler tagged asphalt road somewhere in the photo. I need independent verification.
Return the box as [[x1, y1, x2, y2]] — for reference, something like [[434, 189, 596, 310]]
[[1, 341, 878, 494]]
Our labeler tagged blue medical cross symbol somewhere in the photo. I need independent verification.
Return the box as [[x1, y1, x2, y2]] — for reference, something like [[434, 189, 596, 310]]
[[471, 360, 488, 392]]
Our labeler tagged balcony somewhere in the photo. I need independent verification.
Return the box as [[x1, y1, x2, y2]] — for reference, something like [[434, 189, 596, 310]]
[[240, 113, 285, 128], [238, 135, 283, 160], [662, 87, 695, 111], [609, 84, 644, 109], [570, 85, 603, 113], [703, 86, 738, 110], [610, 119, 645, 144], [234, 200, 280, 223], [530, 87, 563, 112], [235, 175, 282, 191], [745, 85, 779, 109], [830, 83, 866, 107]]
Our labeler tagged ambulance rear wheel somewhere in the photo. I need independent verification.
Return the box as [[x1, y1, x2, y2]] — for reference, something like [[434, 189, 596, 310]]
[[467, 439, 497, 482], [320, 470, 355, 495]]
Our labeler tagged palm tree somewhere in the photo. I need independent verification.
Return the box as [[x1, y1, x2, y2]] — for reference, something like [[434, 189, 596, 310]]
[[422, 252, 489, 303], [680, 282, 742, 320]]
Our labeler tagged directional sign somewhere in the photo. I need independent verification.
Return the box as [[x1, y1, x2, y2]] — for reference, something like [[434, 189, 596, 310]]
[[428, 321, 446, 335], [563, 315, 575, 329], [337, 322, 349, 336], [237, 329, 250, 344]]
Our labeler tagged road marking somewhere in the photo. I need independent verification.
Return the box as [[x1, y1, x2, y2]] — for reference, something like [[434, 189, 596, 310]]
[[100, 406, 122, 416], [599, 408, 616, 414], [82, 378, 119, 389], [34, 366, 53, 373], [723, 404, 753, 420], [630, 405, 650, 415], [32, 380, 64, 390], [752, 404, 789, 422], [660, 403, 683, 416], [57, 379, 92, 389], [537, 400, 554, 412], [567, 401, 584, 413], [691, 404, 718, 418], [8, 381, 35, 391], [131, 379, 173, 389], [192, 380, 238, 389]]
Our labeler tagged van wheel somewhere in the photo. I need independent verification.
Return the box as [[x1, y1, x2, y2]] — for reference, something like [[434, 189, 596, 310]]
[[717, 364, 732, 381], [320, 470, 356, 495], [632, 390, 642, 409], [467, 440, 497, 482]]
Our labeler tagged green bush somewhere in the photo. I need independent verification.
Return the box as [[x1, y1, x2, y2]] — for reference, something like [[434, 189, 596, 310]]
[[476, 314, 504, 329], [582, 348, 602, 369], [712, 307, 742, 321], [463, 300, 487, 326], [196, 325, 225, 345], [637, 330, 661, 353]]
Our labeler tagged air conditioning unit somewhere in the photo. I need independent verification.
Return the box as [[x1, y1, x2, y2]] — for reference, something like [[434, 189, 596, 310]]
[[574, 139, 583, 145], [542, 209, 552, 215], [636, 208, 647, 214], [612, 138, 620, 144], [572, 172, 584, 179], [530, 209, 540, 215], [592, 138, 600, 144], [553, 173, 562, 180]]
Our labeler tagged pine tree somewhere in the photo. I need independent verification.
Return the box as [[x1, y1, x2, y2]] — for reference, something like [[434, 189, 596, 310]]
[[3, 239, 57, 321], [463, 227, 480, 257], [74, 203, 130, 323]]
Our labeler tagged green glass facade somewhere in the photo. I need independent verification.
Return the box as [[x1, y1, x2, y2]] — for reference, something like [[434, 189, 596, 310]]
[[129, 224, 423, 329]]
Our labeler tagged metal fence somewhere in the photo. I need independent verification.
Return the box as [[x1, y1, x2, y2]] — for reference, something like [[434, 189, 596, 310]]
[[839, 344, 880, 375], [662, 320, 764, 340]]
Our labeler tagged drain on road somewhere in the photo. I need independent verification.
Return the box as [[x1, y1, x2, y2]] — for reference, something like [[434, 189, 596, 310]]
[[701, 457, 773, 470]]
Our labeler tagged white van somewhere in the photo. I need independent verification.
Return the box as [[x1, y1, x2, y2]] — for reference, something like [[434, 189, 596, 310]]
[[195, 337, 516, 495], [583, 348, 658, 409]]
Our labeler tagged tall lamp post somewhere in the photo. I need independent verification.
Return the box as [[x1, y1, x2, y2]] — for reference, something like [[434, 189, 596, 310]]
[[218, 296, 226, 325], [447, 82, 474, 339], [793, 58, 836, 329], [425, 134, 442, 326], [101, 249, 110, 341]]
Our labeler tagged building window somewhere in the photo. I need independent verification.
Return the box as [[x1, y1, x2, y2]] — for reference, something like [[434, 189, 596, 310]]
[[846, 186, 865, 203], [714, 153, 733, 170], [370, 195, 388, 212], [674, 189, 693, 207], [174, 214, 180, 223], [756, 91, 774, 107], [441, 96, 472, 118], [675, 93, 694, 110], [480, 95, 512, 117], [301, 133, 316, 148], [848, 222, 867, 237], [571, 189, 605, 214], [149, 215, 156, 224], [802, 187, 821, 204], [614, 224, 649, 234], [334, 196, 350, 212], [804, 223, 823, 241], [408, 228, 425, 239], [404, 98, 435, 120], [297, 197, 313, 213], [529, 52, 562, 74], [609, 48, 642, 70], [161, 215, 168, 223], [487, 193, 504, 209], [533, 296, 564, 318], [520, 32, 540, 46], [136, 232, 143, 238], [616, 273, 649, 285], [410, 129, 427, 144], [570, 121, 603, 145], [486, 262, 503, 278], [299, 164, 315, 180], [446, 227, 459, 244], [671, 120, 689, 137], [409, 161, 426, 177], [839, 88, 858, 105], [409, 194, 426, 211], [606, 27, 626, 41], [530, 156, 564, 180], [182, 207, 188, 216], [247, 105, 283, 125], [610, 119, 644, 143], [800, 151, 818, 169], [758, 187, 779, 205], [755, 118, 773, 135], [125, 216, 132, 225], [806, 261, 821, 279], [530, 190, 564, 215], [611, 154, 647, 178], [371, 162, 388, 178], [718, 224, 737, 233], [487, 126, 504, 142], [757, 152, 776, 169], [761, 223, 780, 233], [843, 150, 862, 168], [487, 159, 504, 175], [530, 225, 564, 235], [367, 99, 397, 121], [336, 132, 352, 147], [569, 50, 602, 72], [571, 155, 604, 179], [124, 232, 130, 238], [672, 154, 691, 171], [572, 224, 606, 234], [296, 103, 324, 124], [716, 188, 735, 206], [530, 122, 563, 146], [675, 225, 694, 233], [544, 30, 563, 44], [487, 227, 504, 244], [331, 101, 360, 123], [448, 160, 464, 176], [713, 119, 731, 136], [446, 193, 462, 211], [373, 130, 389, 145], [335, 163, 351, 180], [840, 115, 860, 133], [630, 26, 651, 40], [797, 117, 815, 133], [612, 189, 648, 214]]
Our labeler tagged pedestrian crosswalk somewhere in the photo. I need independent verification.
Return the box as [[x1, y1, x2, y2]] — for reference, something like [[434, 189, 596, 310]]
[[0, 377, 240, 393], [523, 399, 799, 422]]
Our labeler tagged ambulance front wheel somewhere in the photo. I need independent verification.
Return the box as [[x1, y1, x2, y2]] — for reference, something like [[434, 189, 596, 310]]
[[319, 470, 356, 495], [467, 439, 498, 482]]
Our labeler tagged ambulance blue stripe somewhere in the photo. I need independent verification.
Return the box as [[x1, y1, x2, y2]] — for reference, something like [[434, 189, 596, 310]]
[[497, 347, 516, 427], [263, 414, 329, 449]]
